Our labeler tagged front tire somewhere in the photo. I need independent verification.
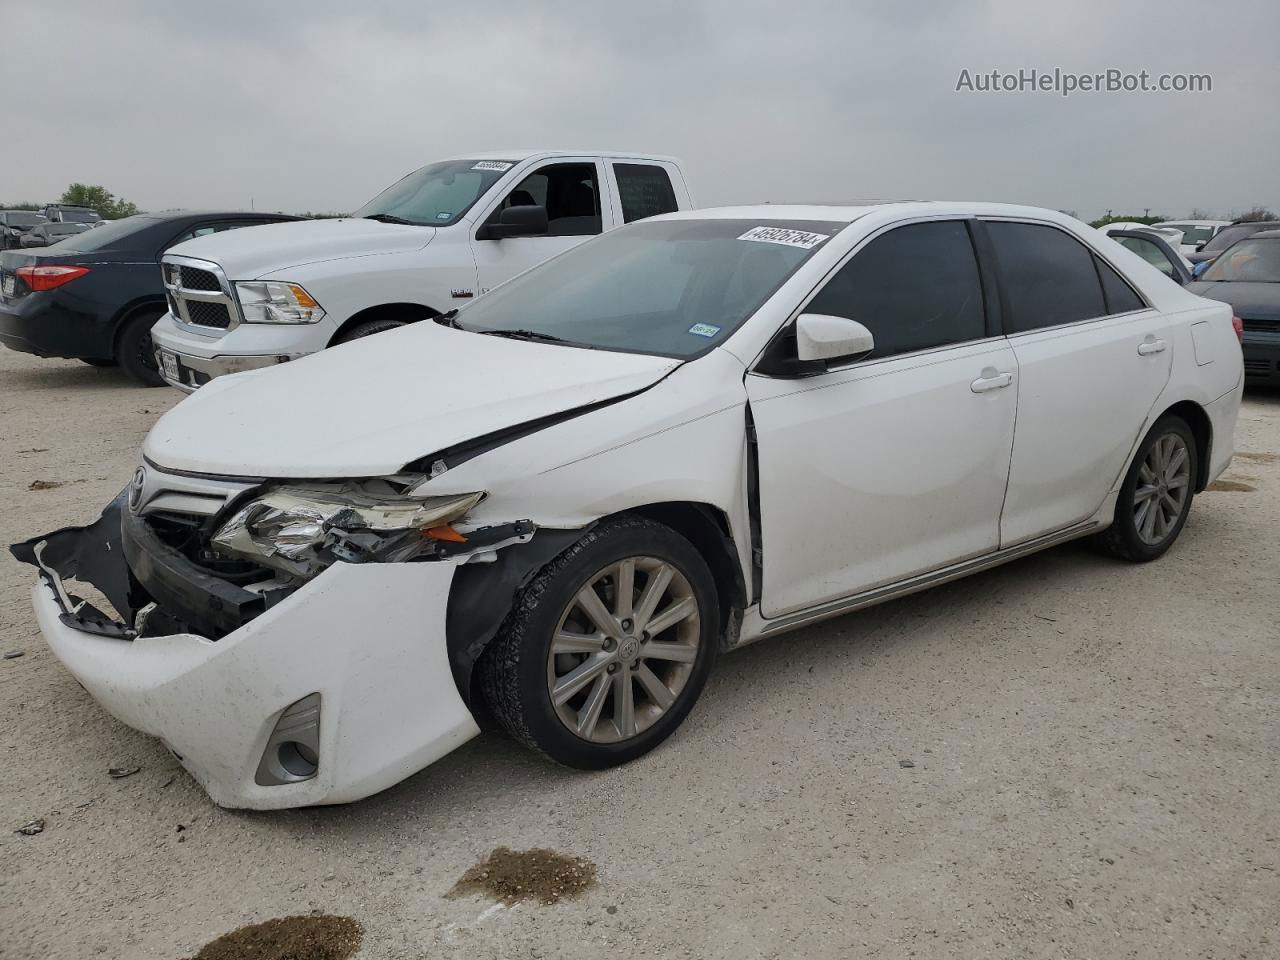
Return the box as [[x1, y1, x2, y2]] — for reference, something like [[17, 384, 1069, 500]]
[[1091, 415, 1197, 562], [335, 318, 406, 343], [115, 308, 166, 386], [480, 517, 719, 769]]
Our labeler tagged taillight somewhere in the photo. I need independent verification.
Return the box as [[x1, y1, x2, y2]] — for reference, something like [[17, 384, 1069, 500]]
[[16, 265, 90, 292], [1231, 314, 1244, 343]]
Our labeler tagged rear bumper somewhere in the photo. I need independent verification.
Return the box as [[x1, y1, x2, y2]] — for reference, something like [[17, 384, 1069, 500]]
[[27, 543, 479, 810], [0, 292, 112, 360], [1242, 336, 1280, 385]]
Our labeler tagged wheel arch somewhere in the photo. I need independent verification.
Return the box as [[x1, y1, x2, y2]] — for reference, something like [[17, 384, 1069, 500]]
[[326, 302, 440, 346], [109, 296, 168, 355], [1159, 399, 1213, 492]]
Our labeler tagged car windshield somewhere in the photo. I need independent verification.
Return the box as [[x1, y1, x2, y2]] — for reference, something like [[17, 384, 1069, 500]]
[[57, 208, 101, 223], [5, 212, 42, 226], [55, 215, 157, 252], [1201, 223, 1275, 254], [352, 159, 517, 227], [1201, 238, 1280, 283], [458, 218, 842, 358], [1163, 224, 1215, 244]]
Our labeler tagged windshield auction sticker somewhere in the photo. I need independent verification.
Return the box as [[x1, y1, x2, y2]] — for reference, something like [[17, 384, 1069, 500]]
[[472, 161, 514, 171], [737, 226, 830, 249]]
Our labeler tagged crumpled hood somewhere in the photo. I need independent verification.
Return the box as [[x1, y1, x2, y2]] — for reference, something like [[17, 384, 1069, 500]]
[[144, 322, 681, 477], [166, 218, 435, 279], [1187, 281, 1280, 321]]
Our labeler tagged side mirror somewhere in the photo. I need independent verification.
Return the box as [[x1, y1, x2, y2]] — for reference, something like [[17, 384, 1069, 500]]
[[476, 204, 548, 240], [795, 313, 875, 363]]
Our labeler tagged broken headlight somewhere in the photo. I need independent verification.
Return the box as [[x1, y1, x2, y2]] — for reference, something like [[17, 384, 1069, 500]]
[[211, 486, 483, 578]]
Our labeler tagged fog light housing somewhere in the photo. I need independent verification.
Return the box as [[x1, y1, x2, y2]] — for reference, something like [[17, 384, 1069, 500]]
[[255, 692, 321, 786]]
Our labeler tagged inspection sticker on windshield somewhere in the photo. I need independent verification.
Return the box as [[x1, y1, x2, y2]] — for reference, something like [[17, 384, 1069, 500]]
[[738, 226, 830, 249], [688, 323, 721, 338], [472, 160, 514, 172]]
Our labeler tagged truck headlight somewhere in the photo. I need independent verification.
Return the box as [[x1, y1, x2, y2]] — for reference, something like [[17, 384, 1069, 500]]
[[211, 487, 483, 578], [235, 281, 326, 324]]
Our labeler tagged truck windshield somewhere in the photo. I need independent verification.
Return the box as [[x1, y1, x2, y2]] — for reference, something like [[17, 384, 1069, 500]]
[[458, 218, 843, 359], [57, 208, 101, 223], [353, 159, 517, 227]]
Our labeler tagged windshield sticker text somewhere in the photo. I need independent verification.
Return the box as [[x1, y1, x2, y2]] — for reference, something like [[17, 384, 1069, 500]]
[[688, 323, 721, 338], [738, 226, 830, 249], [472, 161, 514, 172]]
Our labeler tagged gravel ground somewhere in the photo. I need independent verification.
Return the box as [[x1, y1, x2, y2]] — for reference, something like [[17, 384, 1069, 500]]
[[1, 347, 1277, 960]]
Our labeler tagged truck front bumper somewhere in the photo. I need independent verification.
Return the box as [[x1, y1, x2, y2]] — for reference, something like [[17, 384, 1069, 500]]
[[150, 312, 316, 392], [26, 540, 480, 810]]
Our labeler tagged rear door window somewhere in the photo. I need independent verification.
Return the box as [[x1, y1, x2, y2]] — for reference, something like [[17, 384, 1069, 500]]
[[805, 220, 986, 359], [614, 163, 679, 223], [984, 221, 1106, 332], [1094, 256, 1146, 313]]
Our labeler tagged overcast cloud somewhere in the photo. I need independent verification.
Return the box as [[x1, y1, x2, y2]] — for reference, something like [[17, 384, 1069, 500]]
[[1, 0, 1276, 220]]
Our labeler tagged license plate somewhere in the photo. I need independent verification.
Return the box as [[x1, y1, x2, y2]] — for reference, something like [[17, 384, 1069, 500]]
[[1, 274, 13, 298], [160, 351, 179, 382]]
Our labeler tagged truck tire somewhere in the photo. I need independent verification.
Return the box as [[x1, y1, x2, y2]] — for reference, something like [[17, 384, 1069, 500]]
[[335, 318, 406, 343]]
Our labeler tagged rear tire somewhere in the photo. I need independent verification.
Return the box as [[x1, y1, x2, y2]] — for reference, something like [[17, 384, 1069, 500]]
[[480, 517, 719, 769], [1090, 415, 1197, 562], [115, 309, 166, 387], [335, 318, 406, 343]]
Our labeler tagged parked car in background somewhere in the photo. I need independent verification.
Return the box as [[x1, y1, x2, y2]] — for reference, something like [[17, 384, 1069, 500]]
[[1188, 229, 1280, 385], [150, 150, 693, 391], [1107, 229, 1193, 283], [0, 210, 300, 384], [1100, 222, 1185, 249], [1186, 220, 1280, 266], [13, 202, 1241, 809], [1155, 219, 1231, 256], [0, 211, 46, 250], [20, 221, 90, 247], [40, 203, 102, 224]]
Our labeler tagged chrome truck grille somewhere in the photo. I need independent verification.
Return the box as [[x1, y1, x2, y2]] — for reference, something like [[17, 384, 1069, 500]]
[[162, 255, 238, 332]]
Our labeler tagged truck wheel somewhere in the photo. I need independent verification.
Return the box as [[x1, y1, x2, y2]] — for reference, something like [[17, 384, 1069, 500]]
[[480, 517, 719, 769], [335, 318, 406, 343], [115, 308, 166, 387]]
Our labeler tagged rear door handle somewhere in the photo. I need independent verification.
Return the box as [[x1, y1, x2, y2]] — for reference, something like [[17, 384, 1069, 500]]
[[970, 369, 1014, 393], [1137, 337, 1167, 356]]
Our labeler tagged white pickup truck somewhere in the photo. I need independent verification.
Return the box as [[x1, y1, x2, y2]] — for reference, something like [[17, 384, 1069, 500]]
[[152, 150, 693, 390]]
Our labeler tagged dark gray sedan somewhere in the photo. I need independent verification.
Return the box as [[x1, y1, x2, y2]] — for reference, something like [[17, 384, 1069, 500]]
[[1189, 230, 1280, 386], [19, 222, 91, 248]]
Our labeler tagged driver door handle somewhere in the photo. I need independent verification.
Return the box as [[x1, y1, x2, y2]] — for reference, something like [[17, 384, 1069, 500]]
[[971, 370, 1014, 393], [1137, 337, 1167, 356]]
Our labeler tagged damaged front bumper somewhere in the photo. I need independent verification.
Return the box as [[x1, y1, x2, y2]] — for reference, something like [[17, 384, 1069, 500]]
[[14, 496, 481, 810]]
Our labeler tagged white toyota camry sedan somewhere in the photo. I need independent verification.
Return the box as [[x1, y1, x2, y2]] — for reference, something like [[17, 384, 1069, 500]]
[[13, 202, 1243, 809]]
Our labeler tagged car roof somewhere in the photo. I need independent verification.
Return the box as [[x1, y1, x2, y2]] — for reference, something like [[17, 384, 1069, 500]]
[[652, 200, 1085, 226], [1249, 229, 1280, 239], [1155, 219, 1230, 227], [434, 149, 683, 164]]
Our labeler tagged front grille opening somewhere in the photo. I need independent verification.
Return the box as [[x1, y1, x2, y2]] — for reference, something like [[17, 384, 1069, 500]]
[[179, 265, 221, 291], [146, 513, 268, 583], [184, 300, 231, 328]]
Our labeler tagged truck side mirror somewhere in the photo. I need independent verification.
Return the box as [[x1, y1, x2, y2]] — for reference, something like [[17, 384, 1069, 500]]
[[476, 205, 549, 240]]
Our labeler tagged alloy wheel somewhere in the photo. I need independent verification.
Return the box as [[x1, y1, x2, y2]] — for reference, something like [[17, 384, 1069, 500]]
[[1133, 432, 1191, 545], [546, 556, 701, 743]]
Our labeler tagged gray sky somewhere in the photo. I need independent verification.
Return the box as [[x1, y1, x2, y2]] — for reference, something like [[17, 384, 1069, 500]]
[[2, 0, 1276, 221]]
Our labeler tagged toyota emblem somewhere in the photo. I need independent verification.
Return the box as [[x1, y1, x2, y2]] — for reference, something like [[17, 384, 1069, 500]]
[[128, 466, 146, 512]]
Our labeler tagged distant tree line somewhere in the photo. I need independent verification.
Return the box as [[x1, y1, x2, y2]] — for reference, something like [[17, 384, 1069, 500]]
[[1090, 207, 1277, 228]]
